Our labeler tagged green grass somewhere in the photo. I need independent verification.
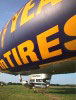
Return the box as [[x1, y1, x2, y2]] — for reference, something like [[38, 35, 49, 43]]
[[0, 85, 76, 100]]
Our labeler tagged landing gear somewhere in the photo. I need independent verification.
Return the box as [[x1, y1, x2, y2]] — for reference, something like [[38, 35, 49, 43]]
[[19, 74, 22, 82]]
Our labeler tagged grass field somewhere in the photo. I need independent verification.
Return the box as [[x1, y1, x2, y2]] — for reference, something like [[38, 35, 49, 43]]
[[0, 85, 76, 100]]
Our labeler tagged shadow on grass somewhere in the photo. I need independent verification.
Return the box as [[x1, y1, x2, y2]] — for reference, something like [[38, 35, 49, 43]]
[[48, 87, 76, 94]]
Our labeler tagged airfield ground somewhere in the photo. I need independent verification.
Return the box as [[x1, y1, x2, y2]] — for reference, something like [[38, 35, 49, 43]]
[[0, 85, 76, 100]]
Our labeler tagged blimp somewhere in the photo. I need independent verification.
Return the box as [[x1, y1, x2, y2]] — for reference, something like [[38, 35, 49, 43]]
[[0, 0, 76, 87]]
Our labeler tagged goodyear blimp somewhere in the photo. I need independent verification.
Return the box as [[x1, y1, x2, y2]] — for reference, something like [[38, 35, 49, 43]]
[[0, 0, 76, 84]]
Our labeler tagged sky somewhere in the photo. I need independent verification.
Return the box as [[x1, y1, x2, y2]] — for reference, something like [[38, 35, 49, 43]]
[[0, 0, 76, 85]]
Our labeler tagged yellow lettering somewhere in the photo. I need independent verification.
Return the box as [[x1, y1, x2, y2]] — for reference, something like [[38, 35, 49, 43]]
[[11, 8, 23, 33], [20, 0, 35, 26], [0, 61, 5, 69], [37, 0, 62, 15], [18, 40, 39, 64], [1, 20, 10, 48], [64, 15, 76, 50], [64, 40, 76, 50], [0, 59, 8, 69], [1, 27, 7, 48], [37, 25, 62, 59], [4, 51, 15, 67], [12, 48, 22, 66]]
